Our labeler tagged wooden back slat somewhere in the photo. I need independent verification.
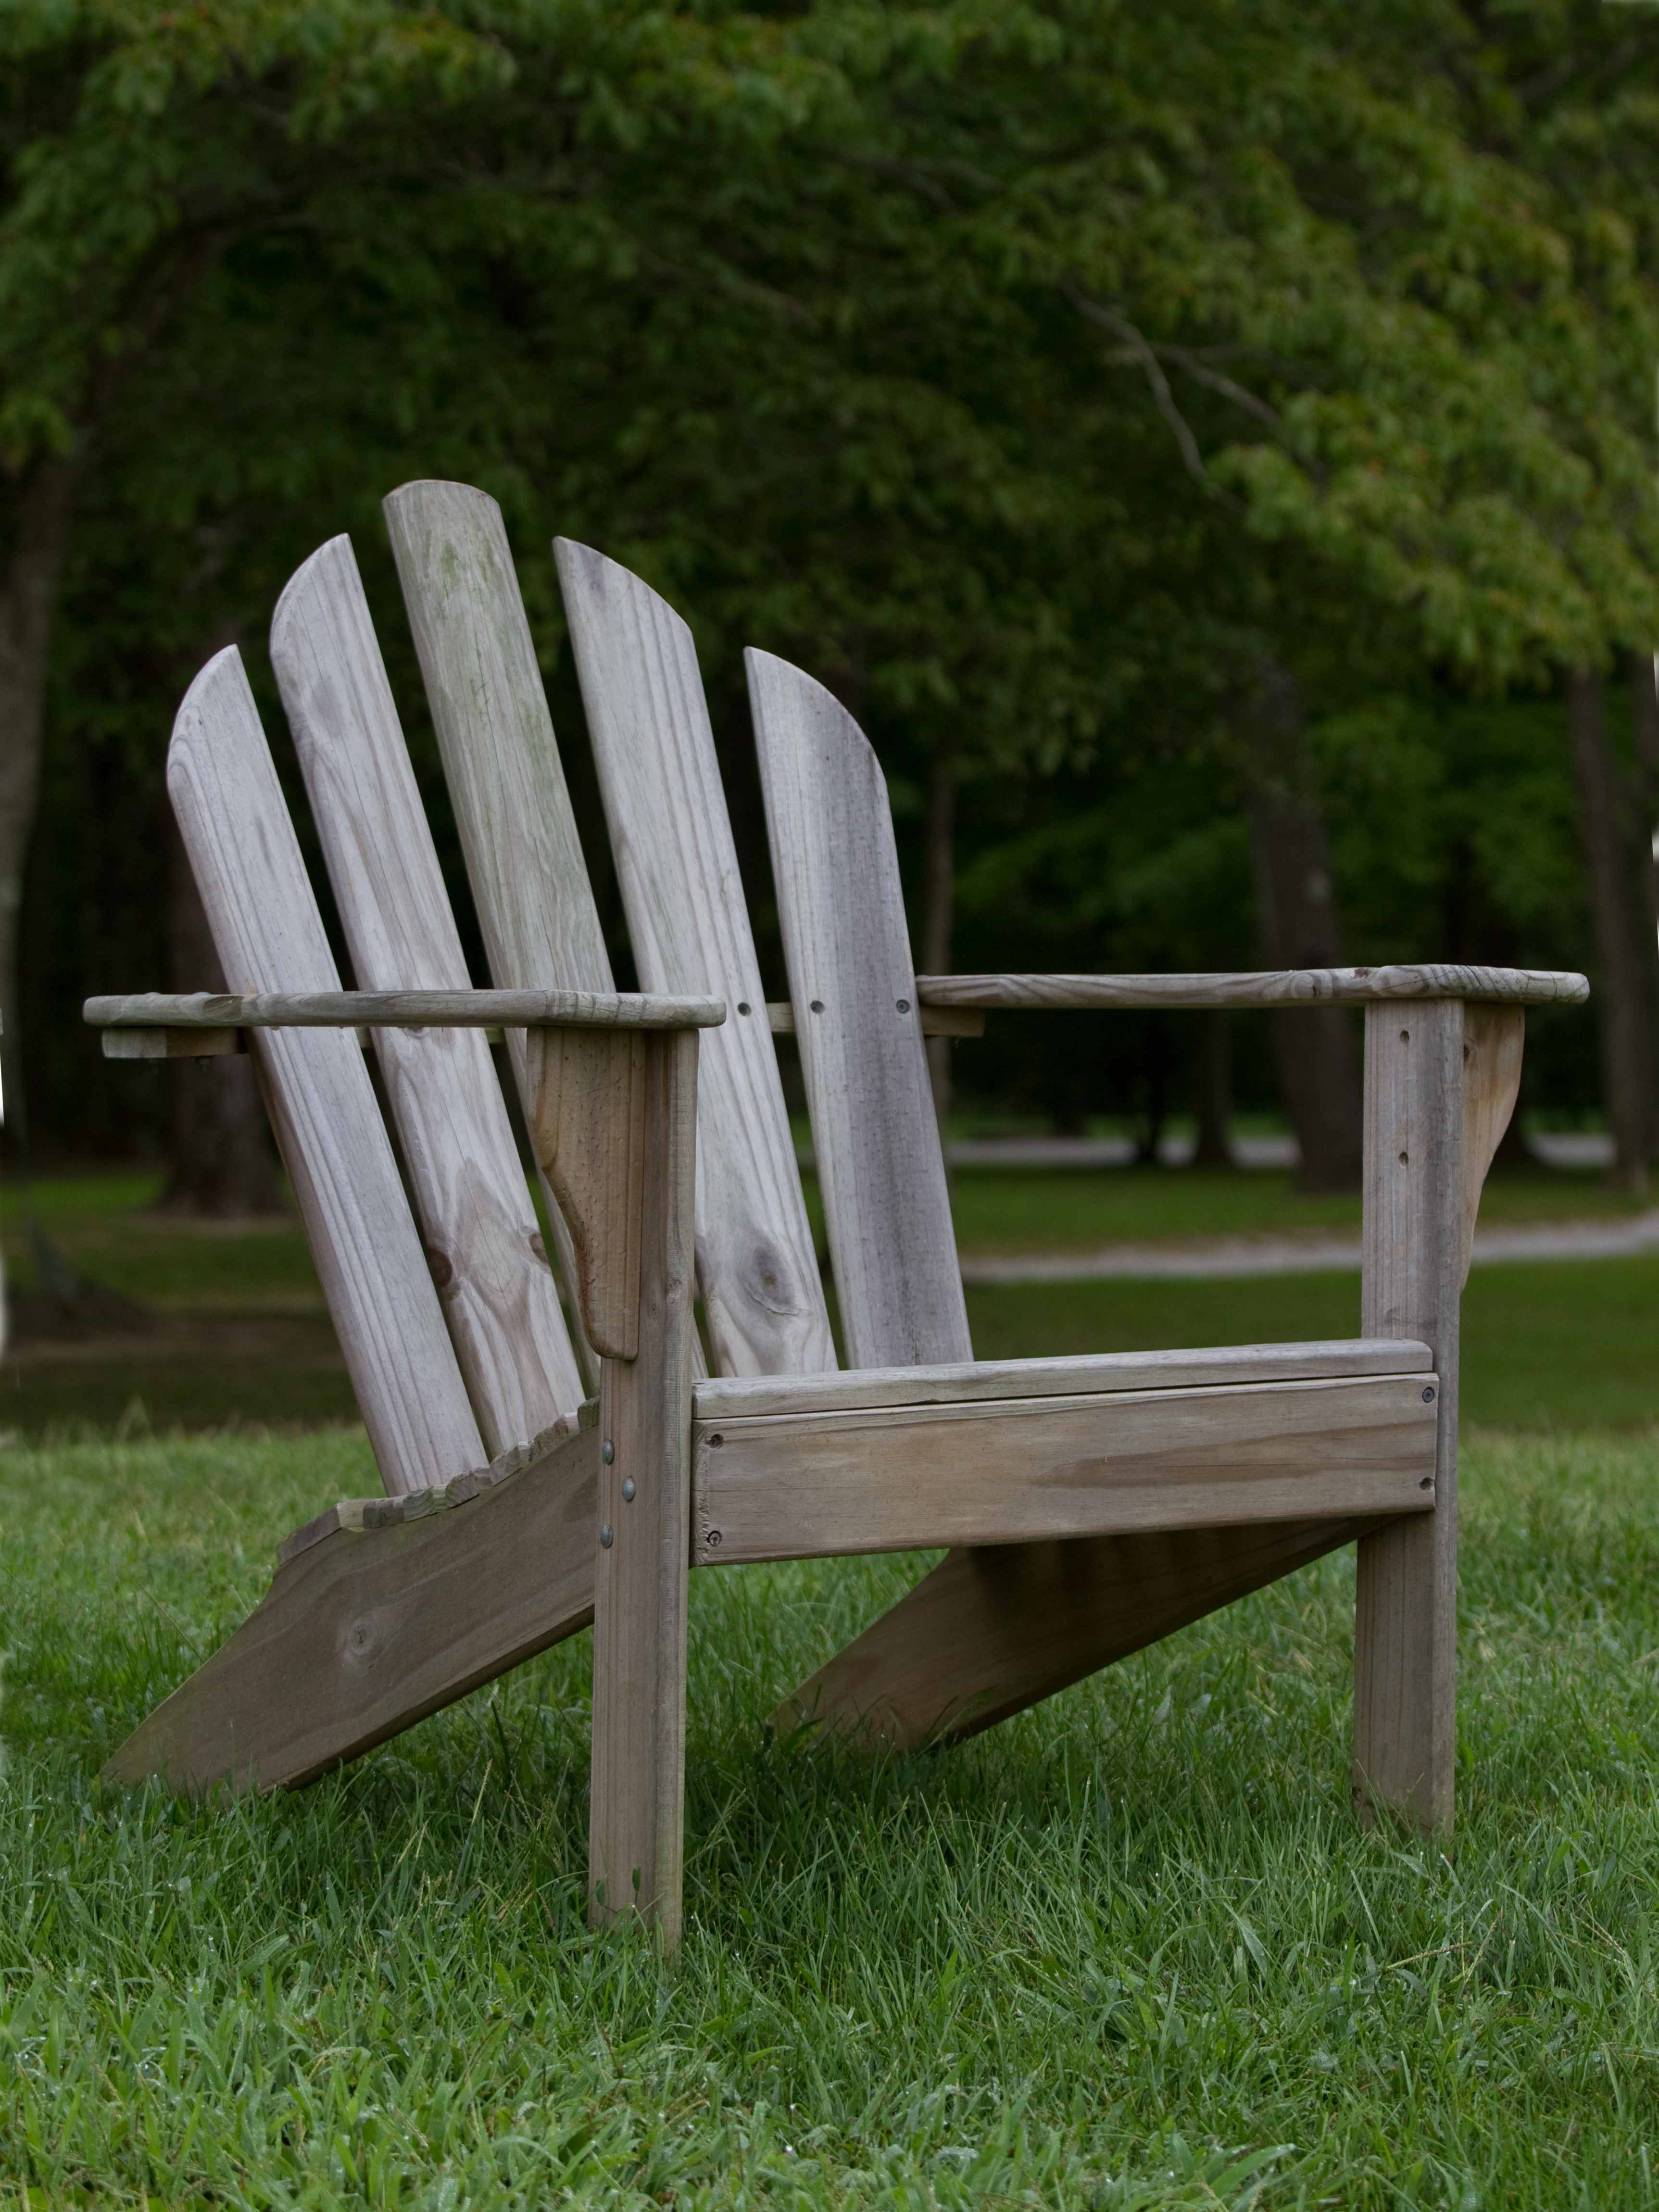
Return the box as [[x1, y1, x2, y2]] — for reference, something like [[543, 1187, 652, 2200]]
[[555, 541, 835, 1380], [382, 479, 616, 1391], [167, 647, 487, 1493], [746, 649, 972, 1370], [270, 536, 585, 1454]]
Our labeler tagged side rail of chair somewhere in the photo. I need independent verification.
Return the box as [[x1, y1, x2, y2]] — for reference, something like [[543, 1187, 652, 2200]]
[[888, 960, 1583, 1837], [88, 986, 720, 1946]]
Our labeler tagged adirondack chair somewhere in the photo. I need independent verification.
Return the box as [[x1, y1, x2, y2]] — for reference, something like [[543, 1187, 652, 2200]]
[[87, 479, 1587, 1947]]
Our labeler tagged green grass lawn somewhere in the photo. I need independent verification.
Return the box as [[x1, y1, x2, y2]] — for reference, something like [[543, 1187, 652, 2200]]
[[966, 1257, 1659, 1431], [3, 1426, 1659, 2204]]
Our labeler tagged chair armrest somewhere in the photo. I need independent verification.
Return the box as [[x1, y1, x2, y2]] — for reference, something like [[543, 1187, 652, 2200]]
[[913, 965, 1588, 1012], [85, 986, 726, 1060]]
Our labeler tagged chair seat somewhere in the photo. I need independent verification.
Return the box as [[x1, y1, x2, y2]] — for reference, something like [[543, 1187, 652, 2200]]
[[692, 1341, 1438, 1564]]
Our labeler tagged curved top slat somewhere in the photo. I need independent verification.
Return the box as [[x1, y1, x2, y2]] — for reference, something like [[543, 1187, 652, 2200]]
[[166, 646, 486, 1494], [382, 479, 616, 1391], [271, 536, 585, 1456], [556, 540, 835, 1380], [383, 484, 613, 997], [746, 647, 971, 1370]]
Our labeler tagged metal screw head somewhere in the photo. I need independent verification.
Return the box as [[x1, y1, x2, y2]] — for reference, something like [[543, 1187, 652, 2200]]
[[599, 1523, 614, 1548], [896, 998, 909, 1013], [601, 1439, 614, 1463], [1422, 1386, 1436, 1403], [706, 1529, 723, 1548], [621, 1478, 636, 1502]]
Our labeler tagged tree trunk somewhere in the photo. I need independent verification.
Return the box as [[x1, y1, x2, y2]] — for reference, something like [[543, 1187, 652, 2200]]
[[1628, 649, 1659, 1159], [1192, 1011, 1235, 1167], [1240, 659, 1362, 1193], [1567, 666, 1658, 1192], [154, 812, 283, 1216], [921, 745, 956, 1138], [0, 455, 86, 1141]]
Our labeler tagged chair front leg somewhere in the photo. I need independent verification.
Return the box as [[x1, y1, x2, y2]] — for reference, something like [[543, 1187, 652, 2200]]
[[1355, 996, 1523, 1836], [526, 1023, 700, 1947]]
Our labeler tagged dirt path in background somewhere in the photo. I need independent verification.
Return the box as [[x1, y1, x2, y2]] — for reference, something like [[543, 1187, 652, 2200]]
[[959, 1209, 1659, 1282]]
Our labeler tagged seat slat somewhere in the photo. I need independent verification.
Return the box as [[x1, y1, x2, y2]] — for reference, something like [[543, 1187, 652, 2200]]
[[695, 1337, 1433, 1421], [383, 480, 619, 1391], [556, 541, 834, 1380], [167, 648, 486, 1495], [746, 649, 971, 1369], [271, 535, 585, 1456]]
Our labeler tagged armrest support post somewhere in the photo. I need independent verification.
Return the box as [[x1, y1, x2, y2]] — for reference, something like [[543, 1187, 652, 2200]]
[[1355, 999, 1469, 1835], [522, 1025, 698, 1948]]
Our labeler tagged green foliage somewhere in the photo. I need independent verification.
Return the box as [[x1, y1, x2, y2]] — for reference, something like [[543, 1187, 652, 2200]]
[[13, 0, 1659, 1145], [3, 1426, 1659, 2201]]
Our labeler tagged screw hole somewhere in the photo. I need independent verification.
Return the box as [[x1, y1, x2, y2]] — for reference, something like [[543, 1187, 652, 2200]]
[[737, 1001, 751, 1016], [1399, 1150, 1409, 1165], [707, 1433, 724, 1447], [706, 1529, 723, 1548], [810, 1000, 824, 1014], [1419, 1477, 1433, 1490]]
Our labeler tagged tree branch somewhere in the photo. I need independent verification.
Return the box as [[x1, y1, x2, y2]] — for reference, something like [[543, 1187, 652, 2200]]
[[1061, 282, 1245, 510]]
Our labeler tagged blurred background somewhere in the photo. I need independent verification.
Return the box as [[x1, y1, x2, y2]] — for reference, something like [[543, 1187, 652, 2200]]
[[5, 0, 1659, 1438]]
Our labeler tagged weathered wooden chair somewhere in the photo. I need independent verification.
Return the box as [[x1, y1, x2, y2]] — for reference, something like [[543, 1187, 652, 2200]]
[[88, 480, 1586, 1944]]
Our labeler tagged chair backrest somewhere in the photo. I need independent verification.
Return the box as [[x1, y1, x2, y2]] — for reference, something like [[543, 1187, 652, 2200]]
[[555, 539, 835, 1380], [542, 532, 968, 1372], [168, 648, 488, 1494], [270, 534, 585, 1457], [745, 651, 971, 1369]]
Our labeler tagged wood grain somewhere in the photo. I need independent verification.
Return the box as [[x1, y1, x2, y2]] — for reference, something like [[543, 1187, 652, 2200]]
[[916, 966, 1587, 1009], [384, 480, 618, 1393], [746, 649, 971, 1369], [696, 1338, 1433, 1423], [166, 647, 485, 1496], [101, 1421, 600, 1795], [526, 1027, 647, 1361], [1460, 1002, 1526, 1283], [1356, 997, 1466, 1835], [271, 534, 585, 1455], [557, 540, 834, 1381], [87, 989, 723, 1031], [774, 1518, 1371, 1748], [694, 1372, 1436, 1564], [589, 1027, 699, 1945]]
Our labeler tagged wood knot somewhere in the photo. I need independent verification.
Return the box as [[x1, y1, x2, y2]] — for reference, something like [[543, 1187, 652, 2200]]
[[426, 1246, 454, 1289], [528, 1232, 548, 1264]]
